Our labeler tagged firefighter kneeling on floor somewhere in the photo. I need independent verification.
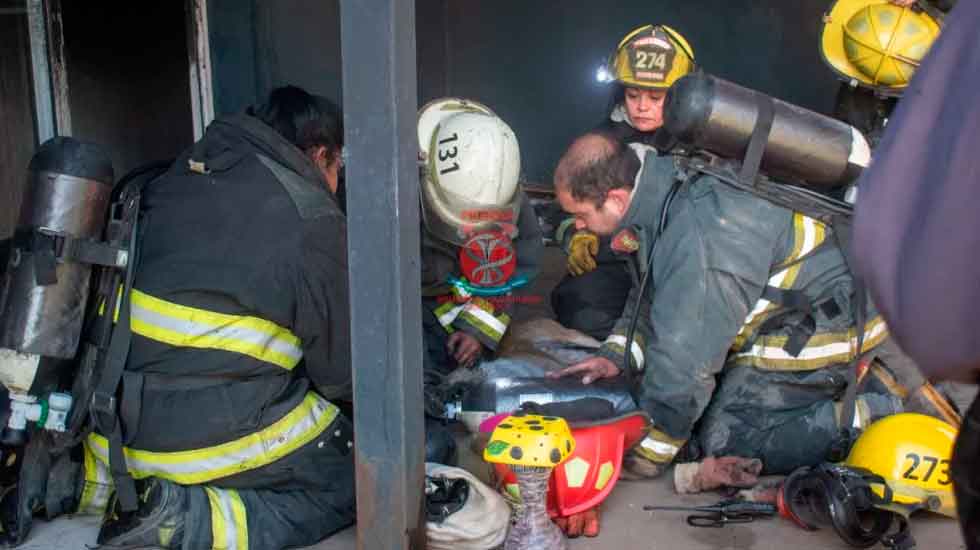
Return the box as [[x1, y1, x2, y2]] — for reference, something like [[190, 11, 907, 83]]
[[6, 86, 356, 549], [549, 113, 906, 483]]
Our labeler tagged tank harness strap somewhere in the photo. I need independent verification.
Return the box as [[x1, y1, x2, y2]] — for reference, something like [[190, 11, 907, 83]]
[[827, 215, 874, 461], [88, 186, 142, 513], [738, 93, 775, 186]]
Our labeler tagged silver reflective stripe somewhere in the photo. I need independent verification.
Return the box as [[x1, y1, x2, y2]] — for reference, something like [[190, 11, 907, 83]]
[[89, 454, 112, 513], [87, 394, 337, 484], [740, 215, 822, 329], [206, 487, 241, 550], [131, 299, 303, 365], [437, 304, 465, 328], [735, 320, 889, 363], [641, 436, 679, 456], [460, 302, 508, 337], [604, 334, 645, 371]]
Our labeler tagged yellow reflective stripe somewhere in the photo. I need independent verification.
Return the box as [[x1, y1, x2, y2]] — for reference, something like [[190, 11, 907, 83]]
[[734, 214, 826, 348], [635, 427, 685, 464], [88, 392, 339, 485], [97, 285, 124, 324], [732, 317, 889, 371], [434, 301, 464, 331], [130, 289, 302, 370], [458, 305, 509, 342], [77, 439, 113, 516], [603, 334, 645, 370], [205, 487, 249, 550]]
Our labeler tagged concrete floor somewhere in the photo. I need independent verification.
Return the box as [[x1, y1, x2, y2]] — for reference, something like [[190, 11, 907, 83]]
[[27, 462, 964, 550], [22, 247, 971, 549]]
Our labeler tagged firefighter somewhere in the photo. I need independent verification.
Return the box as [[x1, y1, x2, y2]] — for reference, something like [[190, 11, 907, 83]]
[[550, 130, 905, 479], [552, 24, 695, 341], [417, 98, 543, 461], [821, 0, 952, 146], [17, 86, 356, 549]]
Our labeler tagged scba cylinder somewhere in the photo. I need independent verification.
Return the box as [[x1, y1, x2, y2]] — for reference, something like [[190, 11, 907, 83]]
[[0, 137, 114, 362], [663, 73, 871, 187]]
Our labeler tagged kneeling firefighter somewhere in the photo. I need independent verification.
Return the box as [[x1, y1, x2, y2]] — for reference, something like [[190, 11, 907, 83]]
[[551, 72, 912, 481], [417, 98, 543, 463], [820, 0, 950, 146], [0, 85, 356, 549]]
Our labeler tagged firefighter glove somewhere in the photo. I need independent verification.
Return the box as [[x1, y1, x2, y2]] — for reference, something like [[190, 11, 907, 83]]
[[567, 231, 600, 276]]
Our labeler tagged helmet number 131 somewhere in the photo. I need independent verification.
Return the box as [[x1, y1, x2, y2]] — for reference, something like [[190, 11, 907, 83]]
[[438, 133, 460, 175]]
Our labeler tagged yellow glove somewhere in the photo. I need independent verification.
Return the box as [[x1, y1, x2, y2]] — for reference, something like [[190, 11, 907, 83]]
[[567, 231, 600, 276]]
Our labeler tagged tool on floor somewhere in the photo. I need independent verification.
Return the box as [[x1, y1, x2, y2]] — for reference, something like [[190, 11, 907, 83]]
[[643, 499, 777, 528]]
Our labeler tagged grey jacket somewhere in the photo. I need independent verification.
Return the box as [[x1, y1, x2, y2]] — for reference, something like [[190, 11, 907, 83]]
[[605, 151, 887, 457]]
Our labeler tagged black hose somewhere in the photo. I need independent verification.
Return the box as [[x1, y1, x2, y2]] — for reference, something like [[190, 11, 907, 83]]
[[623, 178, 684, 382]]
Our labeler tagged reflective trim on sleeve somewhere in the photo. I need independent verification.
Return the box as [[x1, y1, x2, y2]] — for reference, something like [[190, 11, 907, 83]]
[[635, 427, 685, 464], [434, 301, 464, 332], [87, 392, 339, 485], [732, 317, 889, 371], [76, 439, 113, 516], [457, 300, 509, 343], [205, 486, 249, 550], [130, 289, 303, 371], [603, 334, 645, 371], [734, 214, 826, 349]]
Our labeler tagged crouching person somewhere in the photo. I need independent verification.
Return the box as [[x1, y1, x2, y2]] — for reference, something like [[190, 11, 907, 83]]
[[19, 86, 356, 549], [550, 131, 904, 481]]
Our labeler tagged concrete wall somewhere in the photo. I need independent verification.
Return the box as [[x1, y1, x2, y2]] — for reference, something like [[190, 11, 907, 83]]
[[0, 6, 37, 239], [210, 0, 842, 182]]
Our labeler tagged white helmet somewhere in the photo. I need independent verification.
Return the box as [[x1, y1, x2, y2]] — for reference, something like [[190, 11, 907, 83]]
[[418, 98, 522, 246]]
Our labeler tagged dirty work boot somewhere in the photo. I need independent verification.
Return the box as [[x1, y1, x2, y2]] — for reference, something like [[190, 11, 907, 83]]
[[97, 477, 187, 549], [620, 449, 668, 481]]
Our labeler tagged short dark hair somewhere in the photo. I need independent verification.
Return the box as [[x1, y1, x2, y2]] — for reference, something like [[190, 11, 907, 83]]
[[555, 130, 641, 207], [250, 86, 343, 158]]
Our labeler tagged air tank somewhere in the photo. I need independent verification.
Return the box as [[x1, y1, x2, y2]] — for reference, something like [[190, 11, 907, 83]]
[[0, 138, 114, 368], [663, 73, 871, 187]]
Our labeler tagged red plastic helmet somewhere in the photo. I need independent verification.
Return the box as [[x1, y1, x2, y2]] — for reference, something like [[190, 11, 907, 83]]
[[491, 411, 650, 517]]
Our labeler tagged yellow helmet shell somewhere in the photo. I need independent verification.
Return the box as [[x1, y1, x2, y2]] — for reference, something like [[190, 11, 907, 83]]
[[610, 24, 695, 89], [845, 413, 957, 517], [483, 413, 576, 468], [821, 0, 940, 94]]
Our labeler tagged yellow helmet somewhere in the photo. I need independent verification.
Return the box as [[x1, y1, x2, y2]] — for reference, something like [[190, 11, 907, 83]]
[[609, 24, 695, 89], [845, 413, 957, 517], [821, 0, 940, 95]]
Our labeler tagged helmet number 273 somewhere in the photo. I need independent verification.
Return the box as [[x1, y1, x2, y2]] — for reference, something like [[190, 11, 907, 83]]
[[902, 453, 951, 485]]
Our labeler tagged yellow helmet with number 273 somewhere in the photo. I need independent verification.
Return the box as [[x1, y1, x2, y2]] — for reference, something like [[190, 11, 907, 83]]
[[845, 413, 957, 518]]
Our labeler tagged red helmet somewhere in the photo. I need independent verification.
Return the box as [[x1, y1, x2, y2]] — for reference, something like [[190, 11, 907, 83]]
[[491, 411, 650, 517]]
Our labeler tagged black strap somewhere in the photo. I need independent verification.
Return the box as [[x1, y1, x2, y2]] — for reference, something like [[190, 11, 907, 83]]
[[739, 94, 775, 186], [89, 192, 141, 512], [828, 216, 871, 461]]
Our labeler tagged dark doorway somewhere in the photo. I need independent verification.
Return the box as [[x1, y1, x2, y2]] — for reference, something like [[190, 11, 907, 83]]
[[60, 0, 195, 178]]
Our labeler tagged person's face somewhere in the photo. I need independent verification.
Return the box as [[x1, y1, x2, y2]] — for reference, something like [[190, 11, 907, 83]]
[[556, 186, 632, 236], [623, 87, 668, 133], [309, 145, 341, 194]]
